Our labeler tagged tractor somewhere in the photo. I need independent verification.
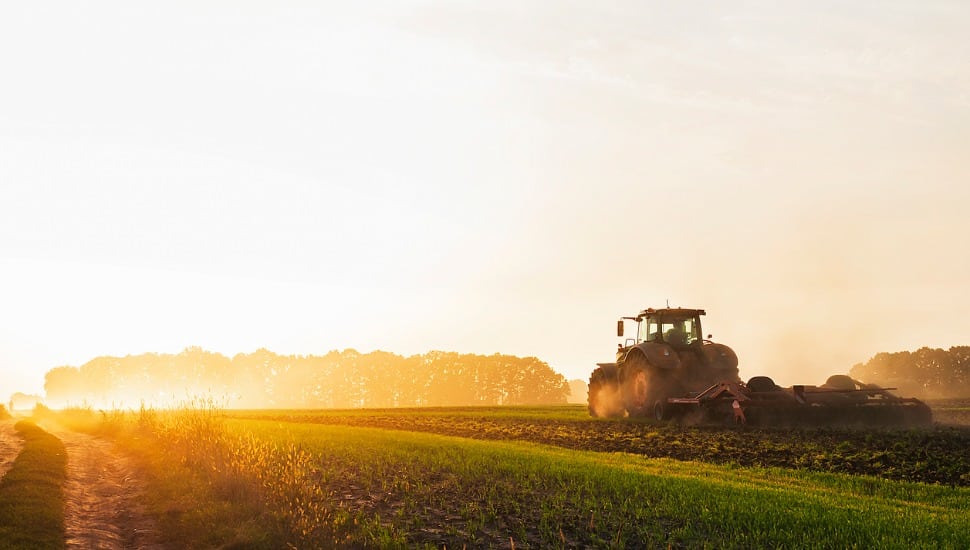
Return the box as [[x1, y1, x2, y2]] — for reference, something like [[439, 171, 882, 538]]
[[588, 307, 932, 425]]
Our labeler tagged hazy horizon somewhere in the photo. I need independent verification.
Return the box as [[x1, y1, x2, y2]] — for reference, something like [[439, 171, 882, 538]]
[[2, 1, 968, 397]]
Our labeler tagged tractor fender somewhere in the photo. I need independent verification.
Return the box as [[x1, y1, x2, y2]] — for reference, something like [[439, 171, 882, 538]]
[[594, 363, 619, 382], [701, 343, 739, 371], [627, 342, 680, 370]]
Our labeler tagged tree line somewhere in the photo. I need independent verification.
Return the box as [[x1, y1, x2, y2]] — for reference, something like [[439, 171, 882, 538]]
[[850, 346, 970, 399], [43, 347, 570, 409]]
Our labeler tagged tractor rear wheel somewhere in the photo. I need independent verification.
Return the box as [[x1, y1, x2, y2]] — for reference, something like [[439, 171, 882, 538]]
[[621, 352, 660, 417], [587, 364, 624, 418]]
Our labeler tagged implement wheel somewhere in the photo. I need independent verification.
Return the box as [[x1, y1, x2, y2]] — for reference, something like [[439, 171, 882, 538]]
[[747, 376, 779, 393]]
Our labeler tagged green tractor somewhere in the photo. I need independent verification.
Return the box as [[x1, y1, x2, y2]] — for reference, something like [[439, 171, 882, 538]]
[[589, 307, 932, 426], [587, 307, 739, 419]]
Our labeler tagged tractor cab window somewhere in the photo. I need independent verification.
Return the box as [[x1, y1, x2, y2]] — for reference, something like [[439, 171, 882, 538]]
[[661, 318, 700, 346], [639, 319, 661, 342]]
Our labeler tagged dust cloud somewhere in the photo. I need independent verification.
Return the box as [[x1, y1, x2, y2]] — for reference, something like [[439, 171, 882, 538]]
[[588, 383, 624, 418], [653, 203, 969, 389]]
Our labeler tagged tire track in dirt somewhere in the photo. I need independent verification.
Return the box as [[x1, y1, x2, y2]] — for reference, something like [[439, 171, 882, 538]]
[[0, 420, 24, 479], [53, 429, 166, 550]]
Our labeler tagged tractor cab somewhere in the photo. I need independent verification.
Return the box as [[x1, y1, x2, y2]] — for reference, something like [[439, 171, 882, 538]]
[[619, 308, 705, 350]]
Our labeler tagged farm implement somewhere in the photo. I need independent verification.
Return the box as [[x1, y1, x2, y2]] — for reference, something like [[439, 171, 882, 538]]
[[587, 307, 932, 426]]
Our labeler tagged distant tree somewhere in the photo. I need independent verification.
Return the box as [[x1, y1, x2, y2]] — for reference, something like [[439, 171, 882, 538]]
[[850, 346, 970, 398], [8, 392, 43, 412], [78, 356, 122, 407], [44, 366, 82, 407], [566, 379, 588, 404], [41, 347, 572, 408]]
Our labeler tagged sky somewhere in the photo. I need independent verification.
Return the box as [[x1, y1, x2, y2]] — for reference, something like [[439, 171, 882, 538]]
[[1, 1, 968, 397]]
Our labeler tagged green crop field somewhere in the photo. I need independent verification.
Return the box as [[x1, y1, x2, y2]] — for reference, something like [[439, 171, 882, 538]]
[[47, 402, 965, 549], [229, 404, 970, 486]]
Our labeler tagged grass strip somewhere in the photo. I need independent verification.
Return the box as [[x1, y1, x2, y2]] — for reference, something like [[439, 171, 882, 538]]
[[233, 419, 969, 549], [0, 420, 66, 549], [234, 405, 970, 486]]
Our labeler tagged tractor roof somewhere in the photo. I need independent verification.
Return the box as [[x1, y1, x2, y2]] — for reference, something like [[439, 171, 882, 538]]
[[636, 307, 706, 320]]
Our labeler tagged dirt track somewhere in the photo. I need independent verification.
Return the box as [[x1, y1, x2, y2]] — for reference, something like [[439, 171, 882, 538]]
[[0, 420, 23, 479], [52, 428, 165, 550]]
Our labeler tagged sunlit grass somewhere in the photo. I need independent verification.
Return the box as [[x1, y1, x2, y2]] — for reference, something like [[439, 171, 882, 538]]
[[230, 404, 591, 422], [62, 404, 970, 548], [231, 404, 970, 486], [233, 419, 969, 548], [0, 421, 66, 549]]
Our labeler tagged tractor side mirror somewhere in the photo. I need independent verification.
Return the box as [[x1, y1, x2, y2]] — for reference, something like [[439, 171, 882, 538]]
[[617, 320, 624, 337]]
